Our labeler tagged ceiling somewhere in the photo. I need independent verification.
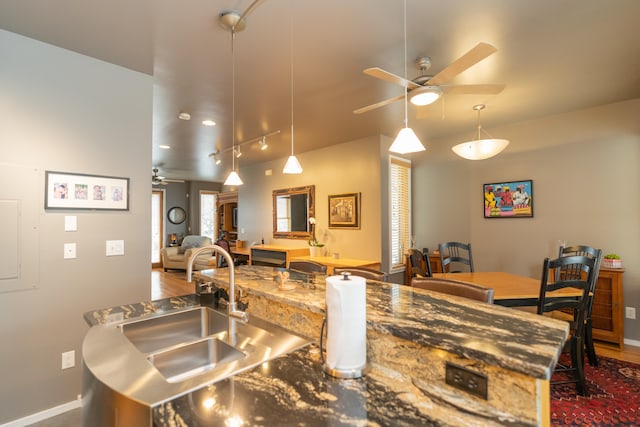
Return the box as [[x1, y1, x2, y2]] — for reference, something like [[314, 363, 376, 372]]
[[2, 0, 639, 182]]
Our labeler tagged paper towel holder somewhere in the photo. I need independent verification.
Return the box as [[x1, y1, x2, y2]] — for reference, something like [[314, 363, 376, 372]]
[[319, 272, 368, 379]]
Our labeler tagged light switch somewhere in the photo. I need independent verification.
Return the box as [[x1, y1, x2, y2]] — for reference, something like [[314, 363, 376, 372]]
[[64, 215, 77, 231], [106, 240, 125, 256], [64, 243, 77, 259]]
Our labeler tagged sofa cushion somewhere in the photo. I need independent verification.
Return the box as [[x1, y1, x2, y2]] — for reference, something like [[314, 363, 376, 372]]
[[178, 235, 210, 254]]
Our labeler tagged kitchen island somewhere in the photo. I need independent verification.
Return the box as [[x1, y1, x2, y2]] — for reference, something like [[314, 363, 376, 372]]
[[83, 266, 568, 426]]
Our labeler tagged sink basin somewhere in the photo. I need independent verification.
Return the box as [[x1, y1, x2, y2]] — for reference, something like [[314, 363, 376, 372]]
[[120, 307, 228, 354], [149, 337, 246, 383], [113, 306, 312, 390]]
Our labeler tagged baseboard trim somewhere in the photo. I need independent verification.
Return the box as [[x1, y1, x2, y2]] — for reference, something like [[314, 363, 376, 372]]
[[624, 338, 640, 348], [0, 397, 81, 427]]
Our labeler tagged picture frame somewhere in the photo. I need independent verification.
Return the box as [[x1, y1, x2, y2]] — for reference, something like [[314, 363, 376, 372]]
[[483, 179, 533, 218], [45, 171, 129, 211], [328, 192, 360, 229]]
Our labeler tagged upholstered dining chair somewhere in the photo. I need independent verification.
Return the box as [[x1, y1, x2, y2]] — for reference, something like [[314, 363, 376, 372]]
[[557, 245, 603, 367], [409, 249, 432, 278], [333, 267, 387, 282], [438, 242, 474, 273], [411, 277, 494, 303], [214, 238, 247, 268], [537, 254, 598, 396], [288, 260, 327, 274]]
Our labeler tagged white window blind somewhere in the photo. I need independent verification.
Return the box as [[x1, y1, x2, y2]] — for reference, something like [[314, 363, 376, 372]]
[[390, 156, 411, 269]]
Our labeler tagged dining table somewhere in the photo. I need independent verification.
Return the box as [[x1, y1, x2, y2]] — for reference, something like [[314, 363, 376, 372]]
[[431, 271, 583, 307]]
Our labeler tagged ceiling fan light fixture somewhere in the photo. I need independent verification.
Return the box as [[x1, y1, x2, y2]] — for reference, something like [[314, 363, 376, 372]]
[[389, 127, 426, 154], [283, 155, 303, 174], [259, 137, 268, 150], [452, 104, 509, 160], [409, 85, 442, 106], [223, 170, 243, 186]]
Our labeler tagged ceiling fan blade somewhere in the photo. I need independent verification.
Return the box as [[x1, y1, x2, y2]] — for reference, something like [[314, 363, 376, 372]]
[[353, 94, 405, 114], [427, 42, 497, 86], [441, 83, 506, 95], [363, 68, 421, 90]]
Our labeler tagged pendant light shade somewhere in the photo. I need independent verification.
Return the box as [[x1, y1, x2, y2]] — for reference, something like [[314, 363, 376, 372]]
[[389, 127, 426, 154], [223, 170, 243, 186], [452, 138, 510, 160], [283, 155, 303, 174], [452, 104, 509, 160], [389, 0, 426, 155]]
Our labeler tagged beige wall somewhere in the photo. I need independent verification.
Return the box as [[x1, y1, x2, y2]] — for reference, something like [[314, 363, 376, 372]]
[[235, 136, 383, 262], [0, 30, 152, 423], [412, 98, 640, 341]]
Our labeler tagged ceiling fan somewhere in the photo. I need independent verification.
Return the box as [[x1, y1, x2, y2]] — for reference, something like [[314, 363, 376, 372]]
[[152, 168, 184, 185], [353, 42, 505, 115]]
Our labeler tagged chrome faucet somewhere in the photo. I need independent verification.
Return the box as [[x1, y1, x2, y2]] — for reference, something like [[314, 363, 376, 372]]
[[186, 245, 248, 322]]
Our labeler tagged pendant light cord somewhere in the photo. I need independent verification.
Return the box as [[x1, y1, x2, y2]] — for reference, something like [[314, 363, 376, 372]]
[[290, 1, 295, 156], [402, 0, 408, 128], [231, 30, 236, 171]]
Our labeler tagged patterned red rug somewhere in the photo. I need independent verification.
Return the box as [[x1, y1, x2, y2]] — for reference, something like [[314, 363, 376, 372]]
[[550, 355, 640, 426]]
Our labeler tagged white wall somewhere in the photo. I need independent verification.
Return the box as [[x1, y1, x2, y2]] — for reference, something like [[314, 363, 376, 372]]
[[236, 135, 383, 262], [0, 30, 152, 423], [412, 99, 640, 340]]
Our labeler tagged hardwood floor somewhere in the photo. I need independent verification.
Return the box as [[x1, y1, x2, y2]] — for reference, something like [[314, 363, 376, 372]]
[[151, 268, 640, 364]]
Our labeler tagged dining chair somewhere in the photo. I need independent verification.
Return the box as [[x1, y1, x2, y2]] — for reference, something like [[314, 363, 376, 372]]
[[557, 245, 603, 367], [215, 238, 247, 268], [411, 277, 494, 303], [438, 242, 474, 273], [333, 267, 387, 282], [409, 249, 432, 278], [537, 254, 598, 396], [288, 260, 327, 274]]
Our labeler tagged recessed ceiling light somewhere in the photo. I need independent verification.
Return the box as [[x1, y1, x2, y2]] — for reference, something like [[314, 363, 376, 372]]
[[178, 112, 191, 121], [202, 120, 216, 126], [159, 145, 171, 149]]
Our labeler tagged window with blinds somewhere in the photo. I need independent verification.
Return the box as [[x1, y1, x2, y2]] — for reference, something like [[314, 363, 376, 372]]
[[390, 156, 411, 270]]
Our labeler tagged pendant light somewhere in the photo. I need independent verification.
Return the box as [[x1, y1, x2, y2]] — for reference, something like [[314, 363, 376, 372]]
[[452, 104, 509, 160], [223, 27, 243, 186], [283, 0, 303, 174], [388, 0, 426, 155]]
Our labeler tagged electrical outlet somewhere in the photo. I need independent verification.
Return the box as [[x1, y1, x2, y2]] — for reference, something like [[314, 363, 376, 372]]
[[626, 307, 636, 319], [61, 350, 75, 370], [445, 362, 488, 400]]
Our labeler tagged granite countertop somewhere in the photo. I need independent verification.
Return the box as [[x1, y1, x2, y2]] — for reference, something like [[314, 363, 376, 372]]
[[84, 266, 568, 426], [196, 265, 567, 380]]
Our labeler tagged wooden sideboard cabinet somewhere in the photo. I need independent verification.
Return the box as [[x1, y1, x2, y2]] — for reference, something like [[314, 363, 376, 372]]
[[250, 245, 310, 268], [592, 267, 625, 348]]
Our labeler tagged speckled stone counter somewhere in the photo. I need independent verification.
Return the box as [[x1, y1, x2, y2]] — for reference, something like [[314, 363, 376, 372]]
[[84, 266, 568, 426]]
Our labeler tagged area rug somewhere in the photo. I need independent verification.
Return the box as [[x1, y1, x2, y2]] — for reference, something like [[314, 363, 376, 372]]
[[550, 355, 640, 426]]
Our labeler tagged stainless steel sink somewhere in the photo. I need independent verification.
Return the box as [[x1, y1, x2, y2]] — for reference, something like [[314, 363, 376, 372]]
[[148, 336, 246, 383], [109, 306, 312, 392], [119, 307, 228, 354]]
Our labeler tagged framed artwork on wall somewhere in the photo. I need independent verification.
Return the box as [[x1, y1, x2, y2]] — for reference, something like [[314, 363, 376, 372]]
[[45, 171, 129, 210], [328, 192, 361, 229], [484, 180, 533, 218]]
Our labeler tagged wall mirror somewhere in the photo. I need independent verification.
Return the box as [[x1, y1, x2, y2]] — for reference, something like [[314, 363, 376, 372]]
[[272, 185, 315, 240], [167, 206, 186, 224]]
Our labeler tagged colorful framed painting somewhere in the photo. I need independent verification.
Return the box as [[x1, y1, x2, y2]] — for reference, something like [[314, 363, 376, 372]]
[[45, 171, 129, 210], [328, 192, 360, 229], [484, 180, 533, 218]]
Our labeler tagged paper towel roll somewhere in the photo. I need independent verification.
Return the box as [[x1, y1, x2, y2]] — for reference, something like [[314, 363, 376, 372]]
[[325, 274, 367, 371]]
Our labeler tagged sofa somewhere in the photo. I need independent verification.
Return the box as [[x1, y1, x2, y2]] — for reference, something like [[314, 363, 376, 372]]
[[160, 235, 215, 271]]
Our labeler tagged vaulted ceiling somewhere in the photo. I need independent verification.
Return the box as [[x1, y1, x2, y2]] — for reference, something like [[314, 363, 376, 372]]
[[2, 0, 639, 182]]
